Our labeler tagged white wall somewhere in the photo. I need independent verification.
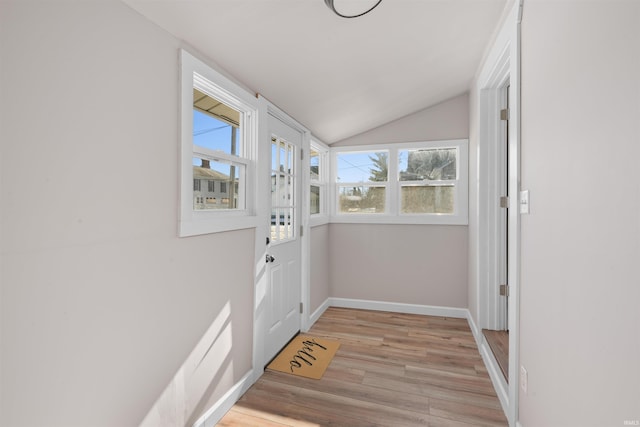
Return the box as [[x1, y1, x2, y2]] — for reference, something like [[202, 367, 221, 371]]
[[0, 2, 255, 426], [310, 224, 330, 314], [332, 93, 470, 147], [329, 224, 468, 307], [467, 88, 481, 322], [518, 1, 640, 425], [327, 95, 470, 309]]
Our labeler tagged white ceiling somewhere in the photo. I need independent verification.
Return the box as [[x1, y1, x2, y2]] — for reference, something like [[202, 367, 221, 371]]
[[123, 0, 508, 144]]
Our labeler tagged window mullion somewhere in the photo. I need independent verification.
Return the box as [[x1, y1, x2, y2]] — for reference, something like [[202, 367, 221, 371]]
[[387, 148, 398, 215]]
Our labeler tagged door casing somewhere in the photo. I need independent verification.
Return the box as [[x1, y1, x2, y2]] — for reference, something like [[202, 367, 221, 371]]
[[263, 113, 303, 363], [253, 96, 311, 377], [475, 1, 522, 425]]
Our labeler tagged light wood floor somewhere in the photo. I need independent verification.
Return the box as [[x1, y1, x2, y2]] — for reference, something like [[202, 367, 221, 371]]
[[218, 307, 507, 426], [482, 329, 509, 382]]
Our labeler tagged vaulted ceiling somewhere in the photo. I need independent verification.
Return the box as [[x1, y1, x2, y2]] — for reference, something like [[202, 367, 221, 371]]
[[122, 0, 508, 144]]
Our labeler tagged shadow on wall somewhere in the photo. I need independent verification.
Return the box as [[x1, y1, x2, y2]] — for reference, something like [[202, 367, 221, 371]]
[[139, 301, 235, 427]]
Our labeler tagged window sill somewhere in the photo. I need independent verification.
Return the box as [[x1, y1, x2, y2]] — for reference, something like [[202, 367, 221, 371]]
[[310, 214, 330, 228], [179, 214, 259, 237], [329, 214, 468, 226]]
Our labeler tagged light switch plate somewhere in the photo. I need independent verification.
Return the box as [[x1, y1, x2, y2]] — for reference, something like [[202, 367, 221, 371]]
[[520, 190, 530, 214], [520, 365, 528, 393]]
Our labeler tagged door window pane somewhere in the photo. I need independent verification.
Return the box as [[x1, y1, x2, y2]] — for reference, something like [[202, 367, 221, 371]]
[[271, 136, 297, 243], [271, 139, 278, 172]]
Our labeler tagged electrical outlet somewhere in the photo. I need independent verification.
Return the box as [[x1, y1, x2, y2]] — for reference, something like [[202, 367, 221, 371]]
[[520, 365, 528, 393]]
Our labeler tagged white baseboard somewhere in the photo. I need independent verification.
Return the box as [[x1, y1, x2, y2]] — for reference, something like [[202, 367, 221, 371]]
[[309, 298, 331, 326], [328, 297, 468, 319], [193, 370, 254, 427], [466, 313, 509, 417]]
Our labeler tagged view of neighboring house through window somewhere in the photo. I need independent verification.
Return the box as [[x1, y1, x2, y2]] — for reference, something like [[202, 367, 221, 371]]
[[336, 150, 388, 214], [192, 89, 243, 211], [180, 50, 258, 237], [271, 136, 296, 242]]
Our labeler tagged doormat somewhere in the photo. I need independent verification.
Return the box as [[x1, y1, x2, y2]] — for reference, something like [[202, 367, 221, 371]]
[[267, 335, 340, 380]]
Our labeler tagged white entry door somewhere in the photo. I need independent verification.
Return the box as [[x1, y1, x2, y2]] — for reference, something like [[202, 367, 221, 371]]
[[264, 113, 302, 364]]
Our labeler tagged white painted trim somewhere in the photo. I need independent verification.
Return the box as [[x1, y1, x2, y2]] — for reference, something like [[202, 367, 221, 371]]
[[309, 215, 330, 227], [192, 370, 254, 427], [309, 298, 331, 328], [328, 297, 468, 319], [310, 138, 330, 224], [328, 214, 468, 226], [253, 95, 311, 378], [473, 1, 522, 426], [466, 311, 509, 414], [301, 129, 312, 332], [309, 298, 331, 326], [330, 139, 468, 226], [179, 49, 260, 237], [478, 52, 510, 332]]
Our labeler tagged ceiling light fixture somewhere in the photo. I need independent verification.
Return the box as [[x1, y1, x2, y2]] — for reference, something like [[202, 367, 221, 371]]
[[324, 0, 382, 18]]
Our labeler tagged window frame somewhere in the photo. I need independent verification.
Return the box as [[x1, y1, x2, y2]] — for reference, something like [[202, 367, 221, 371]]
[[179, 50, 259, 237], [333, 148, 390, 216], [309, 139, 330, 227], [330, 139, 468, 225]]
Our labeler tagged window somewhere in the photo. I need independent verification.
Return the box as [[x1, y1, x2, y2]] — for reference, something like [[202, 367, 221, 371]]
[[335, 150, 388, 214], [180, 50, 259, 236], [270, 136, 296, 242], [331, 140, 468, 225], [191, 91, 243, 211], [310, 140, 329, 224], [399, 148, 456, 214]]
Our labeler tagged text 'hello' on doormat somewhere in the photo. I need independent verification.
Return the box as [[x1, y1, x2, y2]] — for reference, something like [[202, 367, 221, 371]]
[[267, 335, 340, 380]]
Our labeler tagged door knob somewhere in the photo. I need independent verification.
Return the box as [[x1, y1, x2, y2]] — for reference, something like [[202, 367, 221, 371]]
[[266, 254, 275, 263]]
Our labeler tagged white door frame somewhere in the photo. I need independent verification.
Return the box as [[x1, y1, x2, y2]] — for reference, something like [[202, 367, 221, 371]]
[[252, 95, 311, 380], [476, 1, 522, 426]]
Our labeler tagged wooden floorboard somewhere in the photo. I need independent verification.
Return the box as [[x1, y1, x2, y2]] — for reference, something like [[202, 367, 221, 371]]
[[218, 308, 507, 426], [482, 329, 509, 382]]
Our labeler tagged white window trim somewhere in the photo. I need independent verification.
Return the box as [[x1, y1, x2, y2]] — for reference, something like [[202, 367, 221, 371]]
[[309, 138, 330, 227], [179, 50, 259, 237], [330, 139, 468, 225]]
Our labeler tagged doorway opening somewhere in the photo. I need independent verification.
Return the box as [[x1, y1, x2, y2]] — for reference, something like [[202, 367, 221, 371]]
[[483, 82, 510, 382]]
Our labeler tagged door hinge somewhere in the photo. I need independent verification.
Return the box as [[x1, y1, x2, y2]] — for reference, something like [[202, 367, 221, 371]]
[[499, 284, 510, 297], [500, 196, 509, 208], [300, 225, 304, 237], [500, 108, 510, 121], [301, 150, 304, 160], [300, 302, 304, 314]]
